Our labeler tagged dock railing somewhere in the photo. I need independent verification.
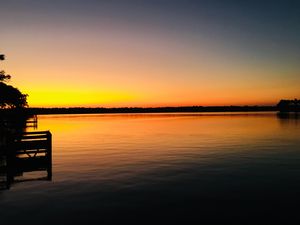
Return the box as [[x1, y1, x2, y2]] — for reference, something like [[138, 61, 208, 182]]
[[13, 131, 52, 179], [1, 131, 52, 189]]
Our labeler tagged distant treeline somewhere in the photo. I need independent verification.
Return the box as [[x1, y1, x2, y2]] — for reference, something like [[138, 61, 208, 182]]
[[27, 106, 277, 115]]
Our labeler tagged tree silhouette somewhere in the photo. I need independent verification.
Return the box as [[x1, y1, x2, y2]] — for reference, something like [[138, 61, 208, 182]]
[[0, 54, 28, 109], [277, 99, 300, 112]]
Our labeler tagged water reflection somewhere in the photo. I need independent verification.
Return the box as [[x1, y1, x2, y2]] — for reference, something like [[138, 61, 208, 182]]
[[277, 112, 299, 127], [277, 112, 299, 120], [1, 112, 300, 225]]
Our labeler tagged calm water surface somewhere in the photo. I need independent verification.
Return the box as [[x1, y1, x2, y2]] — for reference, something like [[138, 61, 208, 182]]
[[1, 112, 300, 224]]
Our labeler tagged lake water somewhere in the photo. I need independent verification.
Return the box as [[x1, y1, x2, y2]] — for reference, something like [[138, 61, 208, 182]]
[[1, 112, 300, 224]]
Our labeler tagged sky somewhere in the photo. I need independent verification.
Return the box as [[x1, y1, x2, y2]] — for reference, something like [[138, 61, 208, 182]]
[[1, 0, 300, 107]]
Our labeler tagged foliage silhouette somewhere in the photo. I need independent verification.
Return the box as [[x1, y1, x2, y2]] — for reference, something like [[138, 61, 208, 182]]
[[277, 99, 300, 112], [0, 54, 28, 109]]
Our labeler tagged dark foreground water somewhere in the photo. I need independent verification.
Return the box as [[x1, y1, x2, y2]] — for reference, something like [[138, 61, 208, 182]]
[[1, 112, 300, 225]]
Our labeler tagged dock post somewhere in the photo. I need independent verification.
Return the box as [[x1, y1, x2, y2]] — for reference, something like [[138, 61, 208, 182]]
[[47, 131, 52, 180]]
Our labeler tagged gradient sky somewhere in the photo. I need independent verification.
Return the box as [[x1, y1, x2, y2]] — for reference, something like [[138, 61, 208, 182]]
[[1, 0, 300, 107]]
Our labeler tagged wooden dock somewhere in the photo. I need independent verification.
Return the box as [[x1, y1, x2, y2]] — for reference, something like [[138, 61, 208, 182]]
[[25, 115, 38, 129], [0, 131, 52, 189]]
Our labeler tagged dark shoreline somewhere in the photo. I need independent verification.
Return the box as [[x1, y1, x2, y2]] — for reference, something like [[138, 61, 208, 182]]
[[26, 106, 277, 115]]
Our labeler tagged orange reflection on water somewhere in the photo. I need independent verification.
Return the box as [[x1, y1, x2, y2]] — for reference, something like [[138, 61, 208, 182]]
[[30, 112, 297, 182]]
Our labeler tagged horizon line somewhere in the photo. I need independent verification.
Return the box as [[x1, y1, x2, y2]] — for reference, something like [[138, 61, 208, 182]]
[[26, 104, 277, 109]]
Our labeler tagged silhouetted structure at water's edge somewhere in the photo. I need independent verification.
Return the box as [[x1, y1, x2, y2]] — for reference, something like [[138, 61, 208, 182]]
[[277, 99, 300, 112], [0, 111, 52, 190]]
